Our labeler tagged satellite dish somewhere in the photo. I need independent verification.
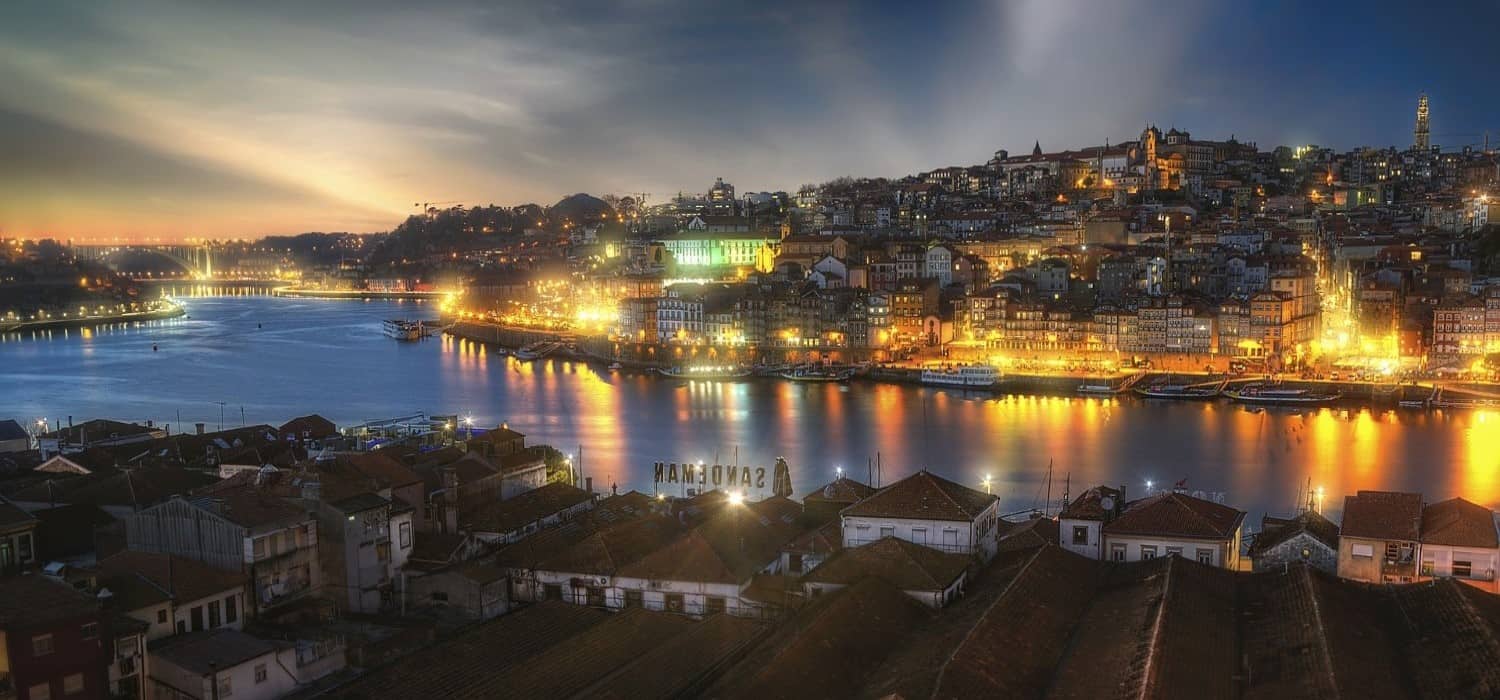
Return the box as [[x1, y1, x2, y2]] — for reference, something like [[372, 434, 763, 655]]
[[1101, 496, 1116, 511]]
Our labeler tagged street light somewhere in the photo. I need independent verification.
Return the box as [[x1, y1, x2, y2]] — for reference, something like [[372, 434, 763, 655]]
[[983, 473, 993, 495]]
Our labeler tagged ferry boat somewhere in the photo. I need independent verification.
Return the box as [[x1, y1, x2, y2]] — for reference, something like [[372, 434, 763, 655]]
[[655, 365, 754, 381], [1222, 383, 1341, 405], [919, 365, 1000, 389], [514, 342, 548, 361], [779, 366, 854, 383], [382, 319, 422, 341], [1134, 382, 1223, 400]]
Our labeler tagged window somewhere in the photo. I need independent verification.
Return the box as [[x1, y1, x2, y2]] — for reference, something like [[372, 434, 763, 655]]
[[665, 593, 685, 613], [705, 596, 726, 615], [543, 584, 562, 601], [1196, 549, 1214, 565], [878, 526, 895, 539], [912, 528, 927, 545], [1140, 545, 1158, 560], [1165, 547, 1182, 558], [624, 590, 643, 608], [63, 674, 83, 696], [399, 521, 412, 549], [191, 605, 204, 631], [32, 633, 54, 656], [1454, 560, 1474, 578], [431, 591, 449, 602], [80, 622, 98, 639], [157, 609, 168, 624], [1072, 526, 1089, 546], [225, 595, 238, 624], [1385, 542, 1401, 561], [30, 683, 50, 700], [218, 675, 232, 697], [943, 529, 960, 548], [254, 664, 268, 684], [208, 601, 222, 628], [1351, 543, 1374, 558], [1110, 544, 1126, 562]]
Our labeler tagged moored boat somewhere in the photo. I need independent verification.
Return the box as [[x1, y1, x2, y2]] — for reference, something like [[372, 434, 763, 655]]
[[920, 365, 1000, 388], [1134, 382, 1223, 400], [382, 319, 421, 341], [1076, 382, 1122, 395], [655, 365, 754, 380], [1223, 383, 1341, 405], [779, 366, 854, 383]]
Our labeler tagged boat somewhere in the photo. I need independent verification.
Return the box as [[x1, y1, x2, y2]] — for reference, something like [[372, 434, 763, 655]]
[[514, 343, 544, 361], [608, 361, 623, 371], [920, 365, 1000, 389], [779, 366, 854, 383], [383, 319, 422, 341], [1076, 382, 1122, 395], [655, 365, 753, 381], [1222, 383, 1341, 405], [1134, 382, 1222, 400]]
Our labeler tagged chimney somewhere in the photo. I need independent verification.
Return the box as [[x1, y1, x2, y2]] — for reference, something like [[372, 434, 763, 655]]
[[196, 423, 205, 435], [584, 477, 593, 496]]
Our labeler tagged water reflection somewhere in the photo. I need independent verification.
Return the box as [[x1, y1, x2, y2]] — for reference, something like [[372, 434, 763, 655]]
[[0, 295, 1494, 518]]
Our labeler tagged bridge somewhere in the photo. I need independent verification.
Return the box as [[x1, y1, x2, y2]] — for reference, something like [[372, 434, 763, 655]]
[[71, 243, 214, 279]]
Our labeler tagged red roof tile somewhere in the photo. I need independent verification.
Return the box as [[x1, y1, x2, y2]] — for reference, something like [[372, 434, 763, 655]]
[[1341, 490, 1423, 541], [1103, 491, 1245, 540], [841, 470, 997, 522]]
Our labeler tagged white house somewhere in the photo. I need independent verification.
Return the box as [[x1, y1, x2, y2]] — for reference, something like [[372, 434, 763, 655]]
[[148, 628, 344, 700], [802, 536, 969, 608], [839, 471, 1001, 563], [924, 245, 955, 286], [1419, 497, 1500, 593], [95, 551, 249, 641], [463, 482, 594, 546], [1099, 491, 1246, 569], [1058, 485, 1126, 560]]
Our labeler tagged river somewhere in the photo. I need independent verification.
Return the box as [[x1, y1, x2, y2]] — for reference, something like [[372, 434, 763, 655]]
[[2, 290, 1495, 519]]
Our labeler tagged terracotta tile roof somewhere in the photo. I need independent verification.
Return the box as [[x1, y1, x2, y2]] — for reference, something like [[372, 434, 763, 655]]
[[1421, 497, 1499, 549], [328, 602, 611, 698], [996, 515, 1059, 552], [1103, 491, 1246, 540], [803, 476, 876, 505], [342, 452, 423, 489], [0, 573, 102, 629], [151, 628, 278, 675], [277, 414, 337, 439], [586, 614, 764, 700], [1249, 509, 1342, 557], [804, 537, 970, 591], [618, 503, 804, 584], [782, 519, 842, 556], [461, 482, 591, 534], [710, 577, 932, 700], [98, 551, 246, 610], [486, 607, 696, 698], [1341, 490, 1423, 541], [840, 470, 997, 522], [535, 516, 684, 576]]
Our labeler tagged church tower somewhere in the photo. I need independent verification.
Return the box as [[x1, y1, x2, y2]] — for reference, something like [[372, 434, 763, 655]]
[[1413, 94, 1430, 151]]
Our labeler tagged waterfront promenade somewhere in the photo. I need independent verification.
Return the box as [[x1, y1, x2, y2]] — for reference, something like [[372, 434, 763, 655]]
[[0, 300, 184, 334]]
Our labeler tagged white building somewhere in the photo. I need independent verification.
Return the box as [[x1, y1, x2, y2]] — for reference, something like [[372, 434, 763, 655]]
[[1099, 491, 1246, 569], [1419, 497, 1500, 593], [924, 246, 955, 286], [1058, 485, 1125, 560], [96, 552, 249, 642], [839, 471, 1001, 563], [148, 628, 343, 700]]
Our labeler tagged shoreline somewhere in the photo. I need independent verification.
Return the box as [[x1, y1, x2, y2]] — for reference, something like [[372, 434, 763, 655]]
[[0, 304, 186, 334], [441, 320, 1496, 411], [271, 287, 449, 300]]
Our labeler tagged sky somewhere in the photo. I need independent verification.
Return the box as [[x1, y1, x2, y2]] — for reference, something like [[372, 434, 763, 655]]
[[1, 0, 1497, 241]]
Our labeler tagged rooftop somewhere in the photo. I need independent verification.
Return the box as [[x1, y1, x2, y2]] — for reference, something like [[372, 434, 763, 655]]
[[803, 536, 970, 591], [462, 482, 591, 534], [151, 628, 278, 675], [840, 470, 997, 522], [1103, 491, 1246, 540], [1421, 497, 1499, 549], [1342, 490, 1424, 541]]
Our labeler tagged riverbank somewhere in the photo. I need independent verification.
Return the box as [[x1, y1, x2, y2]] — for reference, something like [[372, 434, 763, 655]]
[[0, 303, 185, 334], [442, 320, 1500, 410], [272, 287, 449, 300]]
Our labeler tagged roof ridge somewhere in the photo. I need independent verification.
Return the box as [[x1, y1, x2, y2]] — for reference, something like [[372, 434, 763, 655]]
[[925, 472, 975, 517], [1301, 566, 1342, 699], [928, 546, 1046, 700], [1136, 555, 1175, 700]]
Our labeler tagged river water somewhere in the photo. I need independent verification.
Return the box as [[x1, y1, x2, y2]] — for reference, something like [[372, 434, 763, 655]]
[[2, 290, 1495, 519]]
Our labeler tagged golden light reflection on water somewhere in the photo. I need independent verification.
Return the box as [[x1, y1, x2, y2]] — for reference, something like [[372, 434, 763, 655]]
[[427, 337, 1493, 514]]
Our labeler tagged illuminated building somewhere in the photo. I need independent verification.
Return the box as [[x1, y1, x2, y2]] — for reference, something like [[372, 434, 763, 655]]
[[1431, 295, 1487, 359], [1413, 93, 1431, 151]]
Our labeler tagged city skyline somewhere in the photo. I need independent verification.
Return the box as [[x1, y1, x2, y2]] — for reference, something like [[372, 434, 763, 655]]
[[2, 0, 1499, 241]]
